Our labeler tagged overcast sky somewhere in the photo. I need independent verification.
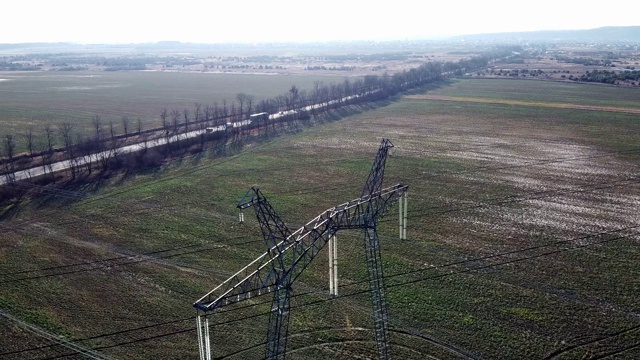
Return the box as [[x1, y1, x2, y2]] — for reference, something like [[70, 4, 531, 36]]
[[2, 0, 637, 44]]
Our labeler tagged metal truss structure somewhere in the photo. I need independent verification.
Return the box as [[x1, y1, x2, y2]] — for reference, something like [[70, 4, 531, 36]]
[[194, 139, 408, 360]]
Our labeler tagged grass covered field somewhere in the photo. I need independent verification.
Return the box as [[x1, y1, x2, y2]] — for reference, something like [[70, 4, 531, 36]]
[[0, 71, 348, 148], [432, 78, 640, 109], [0, 78, 639, 359]]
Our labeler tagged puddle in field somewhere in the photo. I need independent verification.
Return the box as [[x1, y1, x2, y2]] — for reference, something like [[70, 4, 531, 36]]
[[439, 136, 640, 240]]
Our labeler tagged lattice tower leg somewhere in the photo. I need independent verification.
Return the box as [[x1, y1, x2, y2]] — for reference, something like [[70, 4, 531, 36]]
[[364, 227, 391, 360], [265, 285, 292, 360]]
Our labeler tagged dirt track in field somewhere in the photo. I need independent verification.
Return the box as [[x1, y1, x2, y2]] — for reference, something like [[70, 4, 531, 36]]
[[406, 94, 640, 115]]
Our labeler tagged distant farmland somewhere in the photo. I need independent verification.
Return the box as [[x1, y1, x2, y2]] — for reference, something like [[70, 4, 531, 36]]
[[0, 78, 639, 359], [0, 71, 348, 145]]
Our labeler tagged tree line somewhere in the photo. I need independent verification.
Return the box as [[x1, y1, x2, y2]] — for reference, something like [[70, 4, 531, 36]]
[[0, 49, 503, 186], [577, 69, 640, 85]]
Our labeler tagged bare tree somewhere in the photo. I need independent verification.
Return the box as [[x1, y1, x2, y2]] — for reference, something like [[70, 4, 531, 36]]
[[22, 127, 35, 157], [92, 115, 103, 151], [44, 124, 54, 154], [329, 84, 339, 109], [277, 95, 288, 130], [194, 102, 202, 127], [92, 115, 101, 139], [183, 108, 190, 131], [109, 120, 120, 164], [171, 109, 181, 134], [222, 99, 228, 119], [246, 96, 254, 116], [204, 105, 214, 127], [3, 134, 16, 183], [59, 122, 77, 178], [160, 108, 169, 131], [42, 125, 55, 178], [109, 120, 116, 143], [212, 102, 220, 124], [343, 78, 352, 99], [109, 121, 116, 141], [289, 85, 299, 111], [230, 102, 236, 121], [121, 116, 130, 136], [38, 143, 53, 179], [259, 99, 270, 134], [79, 137, 94, 174], [59, 122, 74, 152], [236, 93, 251, 120], [136, 117, 143, 134]]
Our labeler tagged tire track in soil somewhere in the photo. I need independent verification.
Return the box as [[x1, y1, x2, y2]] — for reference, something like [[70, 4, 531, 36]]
[[543, 324, 640, 359], [287, 327, 477, 360]]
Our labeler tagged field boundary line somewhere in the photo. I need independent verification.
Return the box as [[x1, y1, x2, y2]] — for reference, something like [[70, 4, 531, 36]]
[[406, 94, 640, 114]]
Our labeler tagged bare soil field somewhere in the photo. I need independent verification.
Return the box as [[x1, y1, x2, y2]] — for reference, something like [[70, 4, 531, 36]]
[[0, 78, 639, 359]]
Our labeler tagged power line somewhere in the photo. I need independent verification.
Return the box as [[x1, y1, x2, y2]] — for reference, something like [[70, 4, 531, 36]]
[[377, 176, 640, 226], [7, 142, 638, 221], [1, 206, 634, 357], [7, 226, 636, 359], [3, 170, 631, 286], [3, 140, 636, 281], [5, 148, 639, 282], [0, 236, 263, 285], [261, 147, 640, 198], [4, 142, 639, 358], [88, 229, 640, 357]]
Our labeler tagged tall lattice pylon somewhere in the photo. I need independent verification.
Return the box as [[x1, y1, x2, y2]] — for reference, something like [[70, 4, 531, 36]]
[[194, 139, 407, 360], [237, 187, 293, 360], [359, 138, 395, 359]]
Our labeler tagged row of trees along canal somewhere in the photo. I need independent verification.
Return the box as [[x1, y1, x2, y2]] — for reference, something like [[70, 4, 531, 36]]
[[0, 48, 509, 189]]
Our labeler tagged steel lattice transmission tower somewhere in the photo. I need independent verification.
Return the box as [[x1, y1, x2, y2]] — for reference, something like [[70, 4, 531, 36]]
[[194, 139, 408, 360]]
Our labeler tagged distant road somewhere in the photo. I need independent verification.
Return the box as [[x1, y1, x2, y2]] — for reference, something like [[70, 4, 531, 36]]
[[0, 128, 208, 186]]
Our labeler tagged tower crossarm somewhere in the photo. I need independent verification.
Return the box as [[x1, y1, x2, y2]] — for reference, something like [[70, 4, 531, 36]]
[[332, 183, 408, 228], [193, 183, 408, 312]]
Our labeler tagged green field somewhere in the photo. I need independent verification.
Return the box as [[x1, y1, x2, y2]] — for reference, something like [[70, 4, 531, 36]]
[[433, 78, 640, 109], [1, 78, 639, 359], [0, 71, 348, 148]]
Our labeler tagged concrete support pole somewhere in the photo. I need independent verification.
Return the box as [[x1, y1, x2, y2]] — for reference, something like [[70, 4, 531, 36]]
[[333, 234, 338, 296], [403, 192, 408, 240], [399, 194, 403, 240], [329, 236, 334, 295], [399, 192, 408, 240], [329, 235, 338, 296], [197, 314, 212, 360]]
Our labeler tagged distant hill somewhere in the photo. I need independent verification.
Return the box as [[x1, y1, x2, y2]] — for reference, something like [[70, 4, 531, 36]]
[[454, 26, 640, 43], [1, 26, 637, 54]]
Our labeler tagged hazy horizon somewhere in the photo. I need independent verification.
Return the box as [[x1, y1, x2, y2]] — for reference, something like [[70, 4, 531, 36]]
[[2, 0, 637, 45]]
